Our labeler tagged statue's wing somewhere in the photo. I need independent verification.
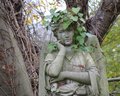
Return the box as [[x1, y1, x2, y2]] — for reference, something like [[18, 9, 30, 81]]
[[86, 33, 109, 96]]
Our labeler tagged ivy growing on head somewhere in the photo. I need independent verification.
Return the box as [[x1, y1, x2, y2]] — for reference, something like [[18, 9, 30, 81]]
[[47, 7, 93, 52]]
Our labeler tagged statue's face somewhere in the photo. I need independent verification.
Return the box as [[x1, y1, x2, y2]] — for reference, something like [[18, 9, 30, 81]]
[[57, 30, 74, 46]]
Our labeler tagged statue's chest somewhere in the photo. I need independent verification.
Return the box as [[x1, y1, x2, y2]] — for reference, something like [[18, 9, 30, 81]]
[[63, 53, 86, 72]]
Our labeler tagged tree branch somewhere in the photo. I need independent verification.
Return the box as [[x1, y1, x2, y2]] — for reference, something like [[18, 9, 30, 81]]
[[108, 77, 120, 82]]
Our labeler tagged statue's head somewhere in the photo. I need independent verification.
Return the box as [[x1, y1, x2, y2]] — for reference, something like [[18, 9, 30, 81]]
[[51, 21, 77, 46], [50, 8, 86, 48], [56, 27, 74, 46], [50, 11, 77, 46]]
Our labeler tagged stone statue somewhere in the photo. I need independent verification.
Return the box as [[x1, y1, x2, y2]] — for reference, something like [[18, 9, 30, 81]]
[[44, 29, 101, 96], [38, 7, 109, 96]]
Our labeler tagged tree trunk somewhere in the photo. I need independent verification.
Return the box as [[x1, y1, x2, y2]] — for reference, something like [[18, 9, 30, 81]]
[[86, 0, 120, 44], [0, 3, 33, 96]]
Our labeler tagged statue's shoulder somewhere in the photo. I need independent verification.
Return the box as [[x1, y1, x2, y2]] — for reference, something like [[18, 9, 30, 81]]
[[86, 33, 98, 41], [86, 33, 96, 37], [85, 33, 99, 46]]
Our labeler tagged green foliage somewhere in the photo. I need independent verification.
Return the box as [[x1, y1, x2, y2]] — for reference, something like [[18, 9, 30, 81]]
[[102, 17, 120, 94], [72, 7, 80, 14], [63, 20, 72, 30], [47, 42, 58, 53]]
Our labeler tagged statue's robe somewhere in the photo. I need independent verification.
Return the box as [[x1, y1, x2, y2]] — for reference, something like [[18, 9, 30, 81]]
[[39, 33, 109, 96], [45, 51, 99, 96]]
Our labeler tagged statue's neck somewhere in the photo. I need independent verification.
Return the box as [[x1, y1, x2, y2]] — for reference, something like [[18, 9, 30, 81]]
[[65, 46, 74, 55], [65, 46, 75, 60]]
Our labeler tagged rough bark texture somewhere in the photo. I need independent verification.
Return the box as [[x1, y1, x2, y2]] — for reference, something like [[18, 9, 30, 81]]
[[11, 0, 23, 28], [86, 0, 120, 44], [0, 10, 33, 96], [0, 8, 33, 96], [0, 0, 39, 95]]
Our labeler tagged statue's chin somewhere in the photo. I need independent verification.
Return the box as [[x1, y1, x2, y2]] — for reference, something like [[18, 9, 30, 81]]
[[64, 41, 72, 46]]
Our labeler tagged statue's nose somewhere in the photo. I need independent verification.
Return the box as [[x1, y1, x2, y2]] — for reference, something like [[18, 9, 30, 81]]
[[65, 34, 69, 38]]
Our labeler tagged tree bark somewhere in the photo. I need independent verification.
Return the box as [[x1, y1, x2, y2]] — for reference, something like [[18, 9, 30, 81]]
[[86, 0, 120, 44], [0, 2, 34, 96]]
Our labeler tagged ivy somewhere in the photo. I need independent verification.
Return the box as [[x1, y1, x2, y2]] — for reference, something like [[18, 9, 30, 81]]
[[63, 20, 72, 30], [47, 42, 58, 53], [48, 7, 88, 51], [72, 7, 80, 14], [70, 16, 78, 21]]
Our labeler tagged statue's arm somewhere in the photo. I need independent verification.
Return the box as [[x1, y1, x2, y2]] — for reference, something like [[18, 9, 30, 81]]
[[51, 53, 99, 85], [45, 43, 66, 77], [57, 71, 91, 84]]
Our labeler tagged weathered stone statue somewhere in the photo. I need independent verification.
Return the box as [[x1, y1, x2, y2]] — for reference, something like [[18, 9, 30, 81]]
[[44, 29, 101, 96], [38, 9, 109, 96]]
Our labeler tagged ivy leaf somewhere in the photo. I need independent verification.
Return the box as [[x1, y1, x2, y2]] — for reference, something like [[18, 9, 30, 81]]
[[76, 36, 84, 45], [82, 26, 86, 31], [72, 7, 80, 14], [47, 43, 57, 53], [80, 32, 86, 38], [80, 18, 85, 23], [79, 38, 84, 45], [63, 20, 72, 30], [63, 17, 68, 21], [77, 27, 83, 33], [70, 16, 78, 21], [71, 44, 78, 49], [78, 13, 83, 17], [71, 45, 78, 52], [79, 46, 85, 51]]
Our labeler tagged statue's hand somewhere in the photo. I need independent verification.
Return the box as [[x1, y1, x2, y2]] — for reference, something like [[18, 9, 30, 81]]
[[50, 72, 65, 83], [56, 42, 66, 51]]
